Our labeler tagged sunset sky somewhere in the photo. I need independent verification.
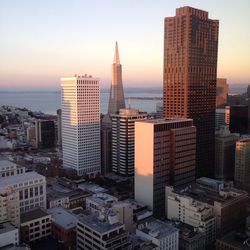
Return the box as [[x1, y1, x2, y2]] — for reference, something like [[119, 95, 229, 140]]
[[0, 0, 249, 90]]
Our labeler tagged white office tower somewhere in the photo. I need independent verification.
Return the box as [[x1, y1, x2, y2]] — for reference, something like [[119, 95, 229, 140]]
[[61, 74, 101, 176]]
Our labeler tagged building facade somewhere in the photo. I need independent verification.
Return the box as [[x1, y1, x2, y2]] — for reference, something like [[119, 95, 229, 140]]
[[165, 186, 216, 245], [229, 105, 250, 135], [0, 222, 19, 248], [214, 127, 239, 179], [0, 186, 20, 226], [111, 109, 148, 176], [35, 120, 55, 149], [49, 207, 78, 248], [101, 114, 112, 176], [61, 74, 101, 176], [136, 219, 179, 250], [216, 78, 228, 108], [163, 6, 219, 178], [0, 171, 46, 214], [135, 118, 196, 217], [0, 158, 25, 178], [20, 208, 51, 244], [57, 109, 62, 146], [234, 138, 250, 192], [77, 211, 131, 250], [215, 108, 227, 131], [167, 178, 248, 237]]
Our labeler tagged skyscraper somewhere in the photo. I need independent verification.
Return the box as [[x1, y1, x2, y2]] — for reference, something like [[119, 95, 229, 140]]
[[111, 108, 148, 177], [61, 74, 101, 176], [134, 118, 196, 217], [108, 42, 125, 115], [163, 6, 219, 177], [101, 114, 112, 176]]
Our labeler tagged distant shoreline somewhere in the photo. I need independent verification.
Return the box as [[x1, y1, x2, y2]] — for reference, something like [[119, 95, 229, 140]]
[[0, 83, 248, 95]]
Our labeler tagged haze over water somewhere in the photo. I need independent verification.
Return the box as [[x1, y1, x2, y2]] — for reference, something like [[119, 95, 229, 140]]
[[0, 89, 163, 115]]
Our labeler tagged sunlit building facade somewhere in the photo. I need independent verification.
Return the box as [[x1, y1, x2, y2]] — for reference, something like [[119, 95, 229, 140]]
[[111, 108, 148, 177], [134, 118, 196, 217], [61, 75, 101, 176], [234, 138, 250, 192], [163, 6, 219, 178]]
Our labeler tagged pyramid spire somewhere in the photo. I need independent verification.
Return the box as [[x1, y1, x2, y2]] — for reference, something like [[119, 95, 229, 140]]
[[108, 41, 125, 115], [113, 41, 120, 64]]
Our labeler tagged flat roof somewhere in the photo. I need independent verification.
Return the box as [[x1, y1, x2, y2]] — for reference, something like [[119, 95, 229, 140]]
[[0, 172, 45, 189], [139, 219, 178, 239], [174, 183, 247, 205], [135, 118, 193, 125], [217, 231, 250, 250], [87, 193, 117, 205], [21, 208, 49, 224], [78, 211, 123, 234], [48, 207, 78, 230], [0, 159, 16, 169], [0, 222, 17, 234]]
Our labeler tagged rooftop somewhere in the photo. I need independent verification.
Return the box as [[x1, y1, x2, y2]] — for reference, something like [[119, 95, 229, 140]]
[[173, 178, 247, 205], [217, 231, 250, 250], [0, 222, 18, 234], [135, 118, 193, 125], [87, 193, 118, 205], [0, 158, 16, 170], [78, 210, 124, 234], [138, 219, 178, 239], [21, 208, 50, 224], [78, 183, 108, 194], [177, 222, 205, 241], [0, 171, 45, 189], [48, 207, 78, 230]]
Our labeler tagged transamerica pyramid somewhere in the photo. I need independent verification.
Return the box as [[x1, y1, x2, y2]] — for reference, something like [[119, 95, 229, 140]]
[[108, 41, 125, 115]]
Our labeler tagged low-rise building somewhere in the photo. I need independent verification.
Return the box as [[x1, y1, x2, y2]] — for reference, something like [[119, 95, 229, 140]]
[[166, 185, 216, 245], [68, 189, 92, 209], [136, 219, 179, 250], [216, 231, 250, 250], [234, 138, 250, 193], [20, 208, 51, 243], [0, 158, 25, 178], [0, 222, 19, 248], [49, 207, 78, 248], [77, 210, 131, 250], [0, 186, 20, 226], [86, 193, 118, 213], [0, 172, 46, 213], [47, 192, 69, 209], [177, 223, 206, 250], [166, 177, 248, 237]]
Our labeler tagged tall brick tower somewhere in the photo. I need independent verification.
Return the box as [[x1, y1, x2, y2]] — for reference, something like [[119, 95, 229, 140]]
[[163, 6, 219, 177]]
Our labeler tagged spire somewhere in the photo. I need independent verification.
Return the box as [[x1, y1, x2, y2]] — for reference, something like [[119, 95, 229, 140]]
[[113, 41, 120, 64]]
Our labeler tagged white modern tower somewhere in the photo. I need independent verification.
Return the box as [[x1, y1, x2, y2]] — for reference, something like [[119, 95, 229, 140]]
[[61, 74, 101, 176]]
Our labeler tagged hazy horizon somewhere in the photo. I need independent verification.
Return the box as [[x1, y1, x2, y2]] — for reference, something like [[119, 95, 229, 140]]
[[1, 0, 250, 90], [0, 83, 248, 93]]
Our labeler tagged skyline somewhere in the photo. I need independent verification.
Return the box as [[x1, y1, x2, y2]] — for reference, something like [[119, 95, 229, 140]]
[[1, 0, 250, 90]]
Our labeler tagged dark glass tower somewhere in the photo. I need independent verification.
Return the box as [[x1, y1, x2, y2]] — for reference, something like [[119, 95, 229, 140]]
[[163, 6, 219, 177]]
